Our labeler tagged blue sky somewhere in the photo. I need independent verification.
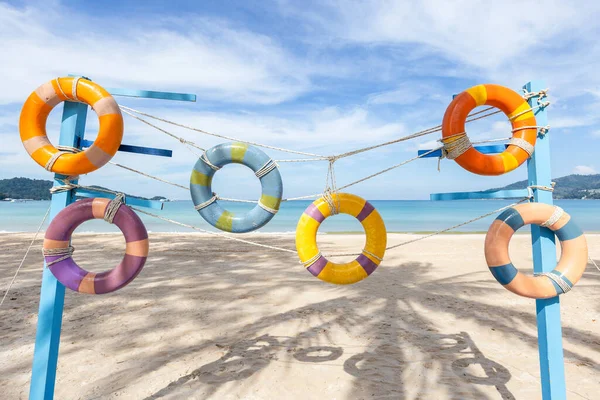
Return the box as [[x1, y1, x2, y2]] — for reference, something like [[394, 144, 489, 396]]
[[1, 0, 599, 200]]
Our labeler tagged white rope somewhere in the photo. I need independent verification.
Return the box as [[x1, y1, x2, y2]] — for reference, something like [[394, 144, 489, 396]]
[[111, 135, 514, 206], [120, 105, 327, 159], [385, 198, 530, 250], [274, 158, 329, 163], [42, 246, 75, 267], [333, 106, 503, 160], [104, 193, 125, 224], [527, 183, 555, 198], [200, 152, 221, 171], [0, 206, 51, 309], [120, 105, 503, 163], [522, 88, 549, 100], [131, 207, 297, 254], [441, 133, 471, 160], [111, 161, 265, 204], [255, 159, 278, 178], [336, 147, 440, 193], [508, 103, 550, 122], [508, 137, 535, 156], [541, 206, 564, 228], [217, 197, 257, 203], [282, 146, 443, 202], [362, 248, 383, 262], [54, 78, 69, 99], [44, 146, 81, 172], [511, 125, 551, 135], [471, 137, 512, 145], [301, 252, 322, 267], [324, 197, 532, 257], [535, 272, 571, 294], [322, 158, 341, 215], [258, 201, 279, 214], [194, 194, 218, 210], [120, 108, 206, 151], [110, 161, 189, 190], [71, 76, 81, 102], [49, 183, 77, 194], [589, 256, 600, 272], [44, 152, 66, 171]]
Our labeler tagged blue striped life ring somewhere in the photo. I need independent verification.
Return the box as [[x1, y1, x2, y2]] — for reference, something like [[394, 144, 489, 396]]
[[190, 142, 283, 233]]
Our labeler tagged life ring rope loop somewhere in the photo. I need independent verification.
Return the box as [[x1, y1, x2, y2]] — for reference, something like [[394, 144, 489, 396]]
[[485, 203, 587, 299]]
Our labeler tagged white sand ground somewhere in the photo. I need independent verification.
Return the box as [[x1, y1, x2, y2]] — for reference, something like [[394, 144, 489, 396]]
[[0, 232, 599, 399]]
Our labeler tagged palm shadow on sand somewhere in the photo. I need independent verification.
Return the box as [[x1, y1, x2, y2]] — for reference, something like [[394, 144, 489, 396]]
[[1, 235, 598, 399]]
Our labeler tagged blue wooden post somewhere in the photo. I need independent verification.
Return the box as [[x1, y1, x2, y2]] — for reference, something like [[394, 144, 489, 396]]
[[30, 100, 88, 399], [420, 80, 566, 399], [28, 78, 195, 399], [525, 80, 566, 399]]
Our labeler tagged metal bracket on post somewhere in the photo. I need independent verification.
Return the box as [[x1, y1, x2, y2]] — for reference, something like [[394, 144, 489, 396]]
[[418, 81, 566, 399], [29, 77, 196, 400]]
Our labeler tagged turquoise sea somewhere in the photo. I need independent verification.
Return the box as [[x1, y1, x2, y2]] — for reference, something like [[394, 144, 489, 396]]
[[1, 199, 599, 234]]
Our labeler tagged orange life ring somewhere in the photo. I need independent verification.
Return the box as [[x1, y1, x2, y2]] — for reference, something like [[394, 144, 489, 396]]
[[485, 203, 588, 299], [19, 77, 123, 175], [441, 84, 537, 176]]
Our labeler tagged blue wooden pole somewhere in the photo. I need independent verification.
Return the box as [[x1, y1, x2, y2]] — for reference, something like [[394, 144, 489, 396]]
[[29, 100, 88, 400], [525, 80, 566, 399], [28, 80, 193, 399]]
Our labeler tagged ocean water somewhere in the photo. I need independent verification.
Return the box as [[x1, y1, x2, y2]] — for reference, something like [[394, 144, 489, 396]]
[[1, 199, 599, 234]]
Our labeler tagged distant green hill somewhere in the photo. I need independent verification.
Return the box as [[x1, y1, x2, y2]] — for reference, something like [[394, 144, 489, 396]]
[[0, 178, 52, 200], [0, 177, 168, 201], [491, 174, 600, 199]]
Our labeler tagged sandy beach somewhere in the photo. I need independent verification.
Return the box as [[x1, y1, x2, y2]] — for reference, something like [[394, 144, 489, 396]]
[[0, 232, 599, 399]]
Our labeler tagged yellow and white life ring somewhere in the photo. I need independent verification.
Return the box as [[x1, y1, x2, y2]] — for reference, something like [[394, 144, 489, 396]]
[[296, 193, 387, 285]]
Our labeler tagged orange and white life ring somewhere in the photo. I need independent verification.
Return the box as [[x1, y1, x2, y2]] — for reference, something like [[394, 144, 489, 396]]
[[441, 84, 537, 176], [485, 203, 588, 299], [19, 77, 123, 175]]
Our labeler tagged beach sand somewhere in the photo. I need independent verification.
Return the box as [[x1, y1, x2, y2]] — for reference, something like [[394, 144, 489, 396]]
[[0, 232, 599, 399]]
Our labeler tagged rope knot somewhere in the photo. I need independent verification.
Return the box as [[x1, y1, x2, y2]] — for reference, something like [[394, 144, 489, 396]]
[[45, 145, 81, 172], [301, 252, 322, 268], [194, 193, 218, 210], [522, 87, 549, 101], [323, 189, 339, 215], [535, 271, 572, 294], [43, 246, 75, 267], [104, 193, 125, 224], [200, 152, 220, 171], [440, 132, 472, 160], [541, 206, 564, 228], [255, 159, 278, 178]]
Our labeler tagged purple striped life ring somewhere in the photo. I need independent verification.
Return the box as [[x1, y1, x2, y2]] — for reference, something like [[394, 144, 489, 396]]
[[43, 198, 149, 294]]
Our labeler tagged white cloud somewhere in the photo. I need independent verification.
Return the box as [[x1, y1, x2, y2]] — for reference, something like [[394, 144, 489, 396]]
[[284, 1, 581, 64], [0, 102, 414, 199], [573, 165, 597, 175], [367, 82, 444, 105], [279, 0, 600, 98], [0, 2, 321, 105]]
